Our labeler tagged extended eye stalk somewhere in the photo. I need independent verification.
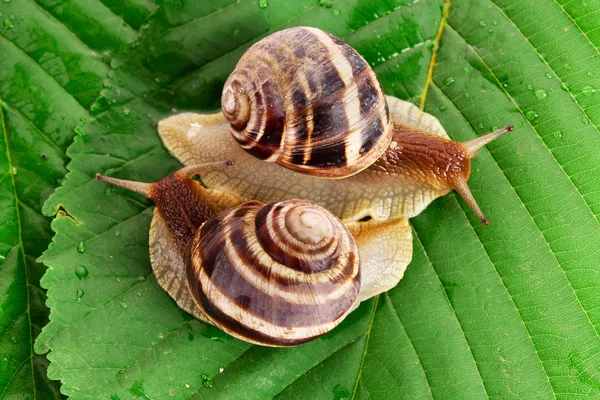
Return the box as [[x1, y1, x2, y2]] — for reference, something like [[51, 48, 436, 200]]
[[95, 160, 235, 197], [457, 125, 514, 225]]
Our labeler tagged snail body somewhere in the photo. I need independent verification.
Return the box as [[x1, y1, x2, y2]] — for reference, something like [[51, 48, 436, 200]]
[[160, 27, 511, 226], [96, 165, 360, 346]]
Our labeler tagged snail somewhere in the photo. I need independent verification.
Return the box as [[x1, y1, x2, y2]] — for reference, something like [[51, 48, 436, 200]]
[[96, 163, 363, 346], [157, 27, 513, 296]]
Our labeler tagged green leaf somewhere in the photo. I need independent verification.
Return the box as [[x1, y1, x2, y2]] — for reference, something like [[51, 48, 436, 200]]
[[36, 0, 600, 398], [0, 0, 154, 398]]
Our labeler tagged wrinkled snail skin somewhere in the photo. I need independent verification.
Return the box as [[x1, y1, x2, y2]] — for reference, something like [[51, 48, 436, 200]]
[[95, 168, 360, 347], [222, 26, 392, 178]]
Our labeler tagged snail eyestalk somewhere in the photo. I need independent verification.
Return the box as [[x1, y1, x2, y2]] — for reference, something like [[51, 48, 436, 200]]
[[179, 160, 234, 179], [453, 177, 489, 226], [463, 125, 513, 157], [95, 174, 152, 197]]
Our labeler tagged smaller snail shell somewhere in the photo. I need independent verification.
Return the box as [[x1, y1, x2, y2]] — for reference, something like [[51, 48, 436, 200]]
[[222, 26, 392, 178], [186, 199, 360, 346]]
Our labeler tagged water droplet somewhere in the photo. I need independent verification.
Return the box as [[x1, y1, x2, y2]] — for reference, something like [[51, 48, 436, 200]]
[[553, 130, 564, 139], [137, 292, 142, 297], [479, 21, 486, 27], [319, 0, 333, 8], [492, 20, 498, 26], [76, 289, 84, 301], [77, 241, 86, 253], [564, 63, 572, 70], [105, 188, 113, 195], [332, 9, 340, 16], [75, 266, 89, 280], [582, 85, 596, 95], [488, 29, 494, 34], [527, 84, 534, 90], [3, 0, 11, 3], [492, 126, 499, 131], [233, 29, 240, 36], [445, 77, 455, 86], [587, 72, 594, 77], [201, 374, 213, 388], [3, 19, 12, 30], [478, 122, 484, 129], [115, 231, 121, 237], [116, 277, 121, 282], [123, 108, 130, 115], [11, 167, 17, 175], [535, 89, 548, 99], [582, 117, 589, 125], [545, 73, 552, 79], [464, 92, 471, 98], [258, 0, 268, 9], [464, 67, 471, 74], [439, 106, 447, 111], [136, 276, 145, 282], [333, 384, 351, 400], [120, 301, 128, 309], [9, 336, 17, 344], [526, 110, 539, 121]]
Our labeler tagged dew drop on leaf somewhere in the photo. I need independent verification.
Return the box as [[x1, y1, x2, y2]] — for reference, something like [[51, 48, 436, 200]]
[[582, 117, 589, 125], [105, 188, 113, 195], [123, 108, 130, 115], [479, 21, 486, 27], [258, 0, 268, 9], [582, 86, 596, 95], [76, 289, 84, 301], [3, 19, 13, 30], [492, 20, 498, 26], [9, 336, 17, 344], [445, 77, 455, 86], [333, 384, 351, 400], [201, 374, 214, 388], [535, 89, 548, 99], [120, 301, 128, 309], [77, 241, 86, 253], [587, 72, 594, 77], [115, 231, 121, 237], [464, 67, 471, 74], [488, 29, 494, 34], [554, 130, 564, 139], [332, 9, 340, 15], [319, 0, 333, 8], [564, 64, 572, 70], [478, 122, 484, 129], [527, 84, 534, 90], [526, 111, 539, 121], [464, 92, 471, 98], [545, 73, 552, 79], [439, 106, 447, 111], [75, 266, 89, 280]]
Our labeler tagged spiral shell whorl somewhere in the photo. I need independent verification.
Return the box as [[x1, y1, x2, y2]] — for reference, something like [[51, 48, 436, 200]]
[[221, 26, 392, 177], [186, 200, 360, 346]]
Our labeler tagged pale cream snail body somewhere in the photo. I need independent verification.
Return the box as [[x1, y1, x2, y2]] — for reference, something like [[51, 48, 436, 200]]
[[96, 27, 511, 347]]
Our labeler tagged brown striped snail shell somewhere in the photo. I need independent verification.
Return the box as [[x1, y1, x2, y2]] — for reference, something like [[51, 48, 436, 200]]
[[221, 26, 392, 178], [95, 164, 360, 347], [187, 199, 360, 346]]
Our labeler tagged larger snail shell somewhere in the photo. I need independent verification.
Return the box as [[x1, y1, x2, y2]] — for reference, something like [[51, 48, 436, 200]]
[[221, 26, 392, 178], [186, 199, 361, 346]]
